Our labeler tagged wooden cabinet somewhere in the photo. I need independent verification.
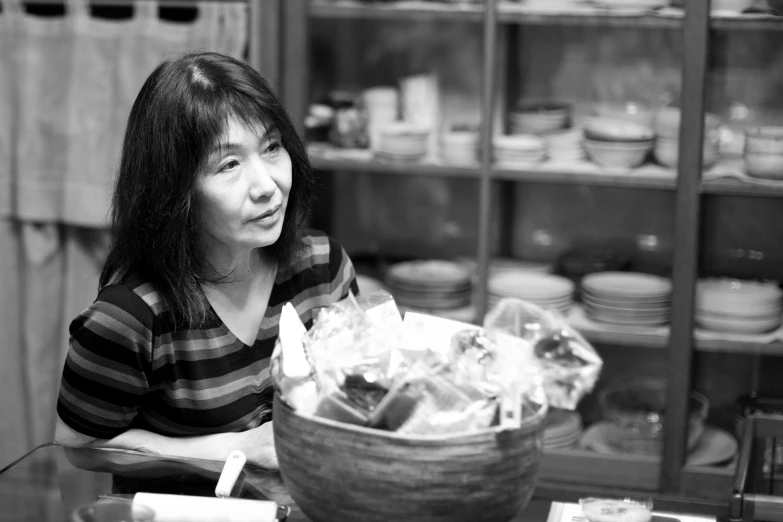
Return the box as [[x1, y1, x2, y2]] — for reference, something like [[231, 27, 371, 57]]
[[276, 0, 783, 514]]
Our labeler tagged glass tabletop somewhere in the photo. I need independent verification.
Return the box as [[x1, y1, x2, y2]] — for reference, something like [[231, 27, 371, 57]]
[[0, 443, 307, 522]]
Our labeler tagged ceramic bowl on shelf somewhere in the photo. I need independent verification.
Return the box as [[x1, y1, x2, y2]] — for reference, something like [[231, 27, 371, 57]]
[[652, 107, 722, 140], [744, 152, 783, 180], [583, 117, 656, 143], [745, 127, 783, 155], [583, 139, 653, 169], [599, 379, 709, 457], [710, 0, 756, 13], [511, 101, 572, 133], [592, 101, 655, 128], [653, 136, 719, 169]]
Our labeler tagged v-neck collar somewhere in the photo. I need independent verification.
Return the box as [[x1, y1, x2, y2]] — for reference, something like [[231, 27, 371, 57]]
[[207, 262, 280, 348]]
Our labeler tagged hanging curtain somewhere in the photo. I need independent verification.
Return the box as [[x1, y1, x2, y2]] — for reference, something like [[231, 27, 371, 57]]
[[0, 0, 249, 471]]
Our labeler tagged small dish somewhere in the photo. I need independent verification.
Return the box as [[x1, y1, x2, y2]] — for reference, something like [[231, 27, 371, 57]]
[[580, 497, 653, 522]]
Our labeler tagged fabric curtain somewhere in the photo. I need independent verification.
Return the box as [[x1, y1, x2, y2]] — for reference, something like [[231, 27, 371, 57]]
[[0, 0, 249, 468]]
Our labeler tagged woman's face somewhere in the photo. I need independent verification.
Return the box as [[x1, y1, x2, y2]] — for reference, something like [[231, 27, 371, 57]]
[[195, 116, 292, 256]]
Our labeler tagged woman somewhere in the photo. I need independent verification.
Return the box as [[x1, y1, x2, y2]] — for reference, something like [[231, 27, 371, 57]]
[[54, 52, 358, 469]]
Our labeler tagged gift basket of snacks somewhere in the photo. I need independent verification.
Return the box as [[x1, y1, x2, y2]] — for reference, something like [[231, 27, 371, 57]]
[[270, 291, 602, 522]]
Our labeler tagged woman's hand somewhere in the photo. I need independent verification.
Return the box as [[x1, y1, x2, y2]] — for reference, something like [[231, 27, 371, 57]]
[[234, 421, 279, 470]]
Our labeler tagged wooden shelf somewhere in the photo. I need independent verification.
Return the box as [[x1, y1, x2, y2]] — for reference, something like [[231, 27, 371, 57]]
[[681, 465, 735, 503], [710, 14, 783, 30], [539, 448, 660, 491], [694, 338, 783, 356], [492, 164, 677, 190], [310, 155, 481, 178], [701, 178, 783, 198], [309, 0, 484, 21], [497, 5, 680, 28]]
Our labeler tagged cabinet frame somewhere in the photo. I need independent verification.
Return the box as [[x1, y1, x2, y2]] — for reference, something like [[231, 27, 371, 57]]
[[275, 0, 769, 512]]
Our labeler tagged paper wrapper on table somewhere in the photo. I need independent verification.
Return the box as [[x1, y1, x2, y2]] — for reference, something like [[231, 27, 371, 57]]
[[133, 493, 279, 522], [483, 298, 603, 410]]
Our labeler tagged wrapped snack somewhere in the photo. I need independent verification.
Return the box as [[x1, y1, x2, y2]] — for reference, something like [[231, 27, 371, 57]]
[[484, 298, 602, 410], [307, 293, 409, 419], [270, 304, 319, 415], [370, 359, 497, 435]]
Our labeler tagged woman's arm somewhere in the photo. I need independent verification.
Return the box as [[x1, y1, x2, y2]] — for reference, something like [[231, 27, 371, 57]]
[[54, 415, 278, 470]]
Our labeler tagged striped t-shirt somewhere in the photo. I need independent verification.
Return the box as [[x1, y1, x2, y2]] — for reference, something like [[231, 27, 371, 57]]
[[57, 230, 358, 439]]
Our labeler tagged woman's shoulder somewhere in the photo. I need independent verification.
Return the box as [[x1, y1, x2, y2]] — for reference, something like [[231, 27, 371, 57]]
[[289, 229, 350, 275], [91, 276, 169, 328]]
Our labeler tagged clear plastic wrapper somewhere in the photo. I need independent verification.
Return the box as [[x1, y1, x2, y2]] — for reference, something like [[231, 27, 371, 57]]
[[273, 294, 553, 434], [484, 298, 603, 410]]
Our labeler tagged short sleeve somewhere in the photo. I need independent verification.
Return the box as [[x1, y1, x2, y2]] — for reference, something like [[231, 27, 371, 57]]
[[56, 285, 154, 440], [327, 235, 359, 299]]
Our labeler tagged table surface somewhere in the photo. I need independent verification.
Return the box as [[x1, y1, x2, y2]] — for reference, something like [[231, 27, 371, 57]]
[[0, 443, 308, 522]]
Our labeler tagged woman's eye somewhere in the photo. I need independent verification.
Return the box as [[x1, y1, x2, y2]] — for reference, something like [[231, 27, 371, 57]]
[[219, 159, 240, 172], [266, 140, 282, 154]]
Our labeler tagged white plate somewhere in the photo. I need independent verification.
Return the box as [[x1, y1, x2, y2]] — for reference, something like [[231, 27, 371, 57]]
[[488, 272, 575, 300], [355, 274, 386, 295], [584, 302, 670, 318], [585, 310, 670, 326], [698, 278, 783, 302], [386, 260, 472, 286], [696, 314, 781, 334], [582, 271, 672, 298], [581, 290, 670, 308], [581, 423, 738, 466]]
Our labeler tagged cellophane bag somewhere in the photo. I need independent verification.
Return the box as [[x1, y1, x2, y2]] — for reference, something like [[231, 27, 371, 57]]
[[483, 298, 602, 410]]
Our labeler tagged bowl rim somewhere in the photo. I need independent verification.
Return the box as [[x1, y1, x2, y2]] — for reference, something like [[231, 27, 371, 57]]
[[598, 380, 710, 420], [274, 392, 549, 442], [745, 126, 783, 141], [515, 101, 572, 114]]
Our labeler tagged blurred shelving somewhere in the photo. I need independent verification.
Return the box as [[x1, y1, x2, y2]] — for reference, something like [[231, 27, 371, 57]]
[[309, 0, 484, 21]]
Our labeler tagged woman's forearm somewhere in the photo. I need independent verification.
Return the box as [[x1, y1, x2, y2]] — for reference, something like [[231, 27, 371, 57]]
[[88, 428, 242, 463], [54, 415, 277, 469]]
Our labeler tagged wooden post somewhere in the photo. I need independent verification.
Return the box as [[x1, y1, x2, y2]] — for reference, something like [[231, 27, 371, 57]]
[[249, 0, 282, 94], [476, 0, 498, 322], [281, 0, 309, 138], [661, 0, 710, 494]]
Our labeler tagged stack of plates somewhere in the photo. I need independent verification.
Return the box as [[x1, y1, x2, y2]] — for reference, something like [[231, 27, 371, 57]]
[[355, 274, 387, 296], [581, 272, 672, 327], [543, 409, 583, 451], [592, 0, 667, 11], [384, 260, 473, 311], [375, 122, 429, 163], [493, 134, 546, 167], [439, 130, 479, 165], [510, 102, 571, 134], [487, 272, 575, 314], [546, 129, 585, 162], [696, 279, 783, 334]]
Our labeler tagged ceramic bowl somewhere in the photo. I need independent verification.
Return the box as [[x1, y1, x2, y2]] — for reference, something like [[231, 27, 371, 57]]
[[654, 136, 719, 169], [745, 127, 783, 155], [697, 313, 782, 334], [710, 0, 756, 12], [583, 118, 656, 143], [653, 107, 722, 140], [583, 139, 653, 169], [592, 101, 654, 127], [599, 379, 709, 457], [744, 152, 783, 180]]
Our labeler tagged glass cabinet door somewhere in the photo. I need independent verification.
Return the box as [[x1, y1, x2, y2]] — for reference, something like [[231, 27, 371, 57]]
[[692, 3, 783, 499]]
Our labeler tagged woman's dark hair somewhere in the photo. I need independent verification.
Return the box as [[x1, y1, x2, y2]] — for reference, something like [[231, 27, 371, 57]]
[[100, 51, 314, 327]]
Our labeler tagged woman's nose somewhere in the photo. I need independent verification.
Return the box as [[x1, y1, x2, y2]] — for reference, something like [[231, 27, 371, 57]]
[[248, 159, 277, 200]]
